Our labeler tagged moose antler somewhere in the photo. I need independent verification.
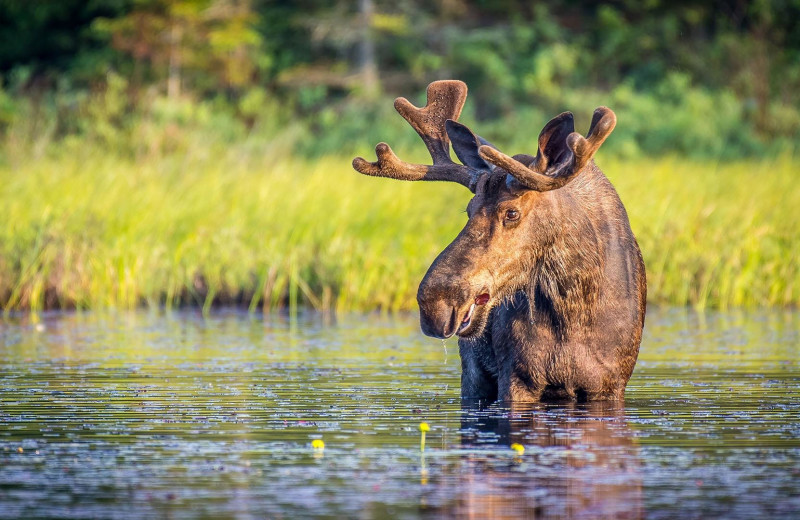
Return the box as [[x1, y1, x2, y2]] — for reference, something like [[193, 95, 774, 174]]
[[352, 80, 474, 190], [478, 107, 617, 192]]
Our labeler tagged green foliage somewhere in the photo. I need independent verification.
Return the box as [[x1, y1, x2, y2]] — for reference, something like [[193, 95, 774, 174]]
[[1, 0, 799, 159], [0, 132, 797, 312], [0, 0, 129, 79]]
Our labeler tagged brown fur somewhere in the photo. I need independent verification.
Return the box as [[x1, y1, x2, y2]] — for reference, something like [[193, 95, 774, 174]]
[[352, 80, 646, 403], [421, 161, 646, 403]]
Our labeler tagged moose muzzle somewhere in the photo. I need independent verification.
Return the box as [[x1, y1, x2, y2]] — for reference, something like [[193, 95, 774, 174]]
[[417, 268, 491, 339]]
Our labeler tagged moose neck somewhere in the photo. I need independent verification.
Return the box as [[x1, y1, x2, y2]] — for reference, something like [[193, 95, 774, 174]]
[[528, 188, 603, 338]]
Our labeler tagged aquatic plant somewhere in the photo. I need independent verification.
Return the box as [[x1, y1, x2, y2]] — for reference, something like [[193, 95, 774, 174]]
[[419, 422, 430, 452]]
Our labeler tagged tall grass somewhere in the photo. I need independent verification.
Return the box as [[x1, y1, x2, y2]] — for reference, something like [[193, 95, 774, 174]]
[[611, 155, 800, 309], [1, 140, 797, 312]]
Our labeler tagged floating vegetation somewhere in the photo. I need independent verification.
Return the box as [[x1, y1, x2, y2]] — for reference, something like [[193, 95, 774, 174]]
[[419, 422, 430, 452]]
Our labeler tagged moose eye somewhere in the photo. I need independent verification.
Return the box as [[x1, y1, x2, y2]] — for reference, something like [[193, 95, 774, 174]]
[[504, 209, 520, 222]]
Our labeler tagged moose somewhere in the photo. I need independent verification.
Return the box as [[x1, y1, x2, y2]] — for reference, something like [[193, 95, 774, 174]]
[[352, 80, 646, 402]]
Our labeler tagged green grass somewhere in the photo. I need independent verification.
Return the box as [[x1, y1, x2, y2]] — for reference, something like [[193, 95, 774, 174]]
[[610, 156, 799, 309], [1, 142, 797, 312]]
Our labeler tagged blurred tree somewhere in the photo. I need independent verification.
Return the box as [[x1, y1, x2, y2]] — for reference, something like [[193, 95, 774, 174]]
[[357, 0, 379, 98], [0, 0, 130, 86], [94, 0, 263, 98], [0, 0, 798, 155]]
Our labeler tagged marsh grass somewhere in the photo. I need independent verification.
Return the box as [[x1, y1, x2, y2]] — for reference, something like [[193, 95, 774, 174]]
[[1, 143, 797, 312]]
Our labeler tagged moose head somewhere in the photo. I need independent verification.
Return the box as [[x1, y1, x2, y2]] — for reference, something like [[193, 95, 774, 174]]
[[353, 80, 616, 341]]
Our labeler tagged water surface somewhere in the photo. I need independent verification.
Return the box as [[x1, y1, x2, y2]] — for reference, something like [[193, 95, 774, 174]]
[[1, 308, 799, 518]]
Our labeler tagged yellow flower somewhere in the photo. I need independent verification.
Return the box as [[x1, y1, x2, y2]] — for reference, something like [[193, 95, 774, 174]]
[[510, 443, 525, 455], [419, 422, 430, 432], [311, 439, 325, 450]]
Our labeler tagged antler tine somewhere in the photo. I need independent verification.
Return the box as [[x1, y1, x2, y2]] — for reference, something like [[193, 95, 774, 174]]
[[352, 80, 474, 190], [478, 107, 617, 192], [352, 142, 473, 183], [566, 107, 616, 174], [394, 80, 467, 164], [477, 146, 565, 192]]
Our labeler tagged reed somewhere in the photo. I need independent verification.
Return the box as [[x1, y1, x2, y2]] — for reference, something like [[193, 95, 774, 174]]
[[1, 143, 797, 312]]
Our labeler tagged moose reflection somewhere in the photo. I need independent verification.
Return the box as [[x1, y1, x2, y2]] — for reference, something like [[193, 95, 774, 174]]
[[422, 402, 642, 519]]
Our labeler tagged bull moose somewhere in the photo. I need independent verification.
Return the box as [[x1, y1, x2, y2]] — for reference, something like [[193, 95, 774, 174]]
[[352, 80, 646, 402]]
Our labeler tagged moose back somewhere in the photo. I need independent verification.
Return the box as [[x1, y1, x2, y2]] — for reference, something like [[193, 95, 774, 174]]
[[352, 80, 646, 402]]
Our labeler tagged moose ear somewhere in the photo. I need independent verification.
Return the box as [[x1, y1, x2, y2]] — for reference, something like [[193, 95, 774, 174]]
[[535, 112, 574, 172], [445, 120, 492, 172]]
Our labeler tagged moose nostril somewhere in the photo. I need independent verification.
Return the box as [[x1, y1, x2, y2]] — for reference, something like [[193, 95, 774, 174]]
[[443, 306, 458, 338]]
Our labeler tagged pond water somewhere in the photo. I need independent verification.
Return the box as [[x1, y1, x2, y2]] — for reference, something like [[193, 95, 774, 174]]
[[1, 307, 799, 519]]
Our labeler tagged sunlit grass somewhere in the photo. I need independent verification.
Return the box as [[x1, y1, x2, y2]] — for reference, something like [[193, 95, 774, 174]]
[[0, 143, 797, 312], [607, 155, 800, 309]]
